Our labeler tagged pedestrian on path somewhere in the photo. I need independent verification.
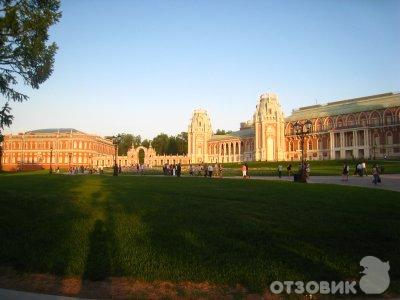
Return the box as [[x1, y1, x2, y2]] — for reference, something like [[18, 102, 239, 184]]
[[372, 165, 381, 185], [342, 163, 349, 181], [241, 163, 247, 179], [277, 165, 283, 178]]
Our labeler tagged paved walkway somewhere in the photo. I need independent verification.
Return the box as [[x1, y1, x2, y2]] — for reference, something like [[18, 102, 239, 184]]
[[231, 174, 400, 192], [0, 288, 84, 300]]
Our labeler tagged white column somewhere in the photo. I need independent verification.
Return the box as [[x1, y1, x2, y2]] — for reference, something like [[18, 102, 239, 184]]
[[364, 129, 370, 158], [233, 142, 236, 162], [353, 130, 358, 158], [238, 142, 241, 161], [340, 131, 345, 159], [261, 122, 265, 160], [329, 132, 335, 159]]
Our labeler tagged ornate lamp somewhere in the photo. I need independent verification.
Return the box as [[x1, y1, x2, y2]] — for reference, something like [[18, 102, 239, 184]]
[[294, 120, 313, 182], [112, 134, 122, 176]]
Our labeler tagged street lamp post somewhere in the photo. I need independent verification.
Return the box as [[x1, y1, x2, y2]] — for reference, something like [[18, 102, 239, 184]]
[[49, 146, 53, 174], [112, 134, 122, 176], [68, 152, 72, 170], [294, 119, 313, 183]]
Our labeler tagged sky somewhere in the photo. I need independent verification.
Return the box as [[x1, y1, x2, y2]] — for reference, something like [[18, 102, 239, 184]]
[[5, 0, 400, 139]]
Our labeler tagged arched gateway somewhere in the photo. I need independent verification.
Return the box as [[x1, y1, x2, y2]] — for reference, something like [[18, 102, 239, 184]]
[[95, 145, 190, 168]]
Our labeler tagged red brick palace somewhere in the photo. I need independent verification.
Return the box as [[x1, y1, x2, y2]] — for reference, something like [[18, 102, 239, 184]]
[[1, 128, 114, 171]]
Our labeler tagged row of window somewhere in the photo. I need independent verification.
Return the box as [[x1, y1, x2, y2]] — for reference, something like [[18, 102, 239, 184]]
[[3, 140, 113, 154]]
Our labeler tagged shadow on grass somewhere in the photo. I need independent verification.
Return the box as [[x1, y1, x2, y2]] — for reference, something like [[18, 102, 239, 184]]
[[83, 220, 111, 281], [0, 175, 90, 276]]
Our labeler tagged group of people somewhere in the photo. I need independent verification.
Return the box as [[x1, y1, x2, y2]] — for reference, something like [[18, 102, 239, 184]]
[[188, 164, 223, 178], [163, 163, 182, 177], [342, 161, 383, 185], [68, 165, 95, 175], [275, 163, 310, 179]]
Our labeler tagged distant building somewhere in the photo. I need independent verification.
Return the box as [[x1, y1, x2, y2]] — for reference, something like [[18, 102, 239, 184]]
[[188, 92, 400, 163], [1, 128, 114, 171]]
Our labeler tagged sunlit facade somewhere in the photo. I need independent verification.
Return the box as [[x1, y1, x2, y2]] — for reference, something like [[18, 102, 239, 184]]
[[188, 92, 400, 163], [1, 129, 114, 171]]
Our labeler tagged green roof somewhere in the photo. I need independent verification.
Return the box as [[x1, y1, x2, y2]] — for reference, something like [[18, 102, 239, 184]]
[[26, 128, 82, 134], [286, 92, 399, 121]]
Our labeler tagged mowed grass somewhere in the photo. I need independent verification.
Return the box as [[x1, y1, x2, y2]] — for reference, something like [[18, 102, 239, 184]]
[[0, 173, 399, 294]]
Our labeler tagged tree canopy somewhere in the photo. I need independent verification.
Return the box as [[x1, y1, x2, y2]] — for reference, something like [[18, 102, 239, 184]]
[[215, 129, 232, 135], [0, 0, 61, 132], [114, 132, 188, 156], [117, 133, 141, 156]]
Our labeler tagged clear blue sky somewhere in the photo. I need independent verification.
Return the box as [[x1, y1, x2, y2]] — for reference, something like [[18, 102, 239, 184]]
[[6, 0, 400, 139]]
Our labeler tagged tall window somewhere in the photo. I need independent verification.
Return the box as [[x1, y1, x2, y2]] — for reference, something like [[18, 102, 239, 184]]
[[386, 132, 393, 145]]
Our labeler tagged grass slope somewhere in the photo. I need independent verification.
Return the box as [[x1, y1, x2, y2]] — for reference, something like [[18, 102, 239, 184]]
[[0, 173, 399, 294]]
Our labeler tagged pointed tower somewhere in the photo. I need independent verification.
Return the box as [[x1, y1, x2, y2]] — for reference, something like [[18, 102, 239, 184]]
[[188, 109, 213, 163], [253, 93, 285, 161]]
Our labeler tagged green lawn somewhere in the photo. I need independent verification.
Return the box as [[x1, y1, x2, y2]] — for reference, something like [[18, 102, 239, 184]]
[[220, 159, 400, 176], [0, 173, 399, 295]]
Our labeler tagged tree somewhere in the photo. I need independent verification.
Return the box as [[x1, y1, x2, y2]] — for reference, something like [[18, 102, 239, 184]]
[[0, 0, 61, 132], [215, 129, 232, 135], [141, 139, 150, 148], [117, 133, 141, 155], [175, 132, 188, 154], [151, 133, 169, 155]]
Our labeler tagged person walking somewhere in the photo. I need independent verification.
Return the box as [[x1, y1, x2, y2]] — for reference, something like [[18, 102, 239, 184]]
[[189, 164, 193, 176], [342, 163, 349, 181], [362, 161, 367, 176], [245, 163, 250, 178], [277, 165, 283, 178], [207, 164, 213, 177], [241, 163, 247, 179], [287, 164, 292, 176], [372, 164, 381, 185], [177, 163, 181, 177]]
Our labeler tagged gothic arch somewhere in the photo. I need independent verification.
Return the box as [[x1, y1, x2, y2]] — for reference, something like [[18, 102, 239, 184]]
[[285, 122, 294, 135], [383, 108, 394, 125], [334, 116, 344, 128], [314, 118, 322, 132], [345, 114, 356, 127], [369, 110, 381, 126], [396, 107, 400, 122], [358, 112, 368, 126], [323, 117, 333, 130]]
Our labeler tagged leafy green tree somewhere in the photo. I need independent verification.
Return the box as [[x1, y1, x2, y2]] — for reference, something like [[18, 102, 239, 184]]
[[175, 132, 188, 154], [117, 133, 141, 155], [141, 139, 151, 148], [151, 133, 169, 155], [215, 129, 232, 135], [0, 0, 61, 131], [166, 136, 178, 155]]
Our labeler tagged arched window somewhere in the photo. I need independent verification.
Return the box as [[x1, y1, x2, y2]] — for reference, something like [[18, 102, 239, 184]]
[[370, 112, 380, 126], [308, 140, 313, 150], [374, 133, 380, 146], [386, 132, 393, 145]]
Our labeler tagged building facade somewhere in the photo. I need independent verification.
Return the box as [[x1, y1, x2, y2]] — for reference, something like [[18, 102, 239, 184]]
[[1, 129, 190, 171], [1, 128, 115, 171], [188, 92, 400, 163], [2, 92, 399, 171], [92, 145, 190, 168]]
